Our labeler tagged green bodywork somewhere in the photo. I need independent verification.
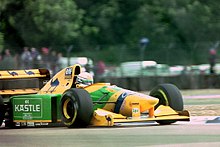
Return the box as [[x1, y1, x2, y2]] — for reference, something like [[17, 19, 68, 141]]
[[11, 85, 123, 123], [11, 94, 62, 122], [89, 85, 123, 110]]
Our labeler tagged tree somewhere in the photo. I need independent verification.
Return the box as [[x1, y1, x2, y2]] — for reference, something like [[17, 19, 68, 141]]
[[126, 0, 220, 64], [0, 0, 17, 51], [12, 0, 85, 50], [1, 0, 220, 65]]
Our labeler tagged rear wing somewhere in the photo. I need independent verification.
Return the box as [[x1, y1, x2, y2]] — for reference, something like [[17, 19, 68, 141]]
[[0, 69, 50, 95]]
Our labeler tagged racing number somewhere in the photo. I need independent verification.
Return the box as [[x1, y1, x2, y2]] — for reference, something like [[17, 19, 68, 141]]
[[65, 68, 72, 75], [65, 68, 72, 79]]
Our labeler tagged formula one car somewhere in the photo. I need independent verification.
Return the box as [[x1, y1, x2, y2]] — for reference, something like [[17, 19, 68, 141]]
[[0, 64, 189, 128]]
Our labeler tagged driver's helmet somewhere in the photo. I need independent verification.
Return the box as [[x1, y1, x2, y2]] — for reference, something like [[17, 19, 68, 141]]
[[75, 72, 93, 88]]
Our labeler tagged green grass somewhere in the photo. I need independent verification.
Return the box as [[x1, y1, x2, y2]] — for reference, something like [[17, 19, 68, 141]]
[[184, 98, 220, 105]]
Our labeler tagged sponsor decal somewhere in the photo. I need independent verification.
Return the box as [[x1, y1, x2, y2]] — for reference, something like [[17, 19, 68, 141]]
[[132, 108, 139, 113], [14, 104, 40, 112], [13, 98, 43, 119]]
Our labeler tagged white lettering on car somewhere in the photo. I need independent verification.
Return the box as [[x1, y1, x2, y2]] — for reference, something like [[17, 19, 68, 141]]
[[14, 105, 41, 112], [15, 105, 20, 111]]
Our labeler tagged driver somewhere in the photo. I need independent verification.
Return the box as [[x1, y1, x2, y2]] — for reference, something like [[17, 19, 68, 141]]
[[75, 72, 93, 88]]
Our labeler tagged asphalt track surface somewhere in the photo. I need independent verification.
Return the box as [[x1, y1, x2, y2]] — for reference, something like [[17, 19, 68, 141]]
[[1, 116, 220, 147], [1, 93, 220, 147]]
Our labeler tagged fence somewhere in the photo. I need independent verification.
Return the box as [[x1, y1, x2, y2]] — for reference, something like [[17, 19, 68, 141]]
[[98, 74, 220, 91]]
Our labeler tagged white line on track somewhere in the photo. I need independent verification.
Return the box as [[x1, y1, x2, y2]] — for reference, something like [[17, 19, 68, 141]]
[[177, 116, 220, 125]]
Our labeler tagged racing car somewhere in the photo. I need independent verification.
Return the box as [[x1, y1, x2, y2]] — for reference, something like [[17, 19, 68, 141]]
[[0, 64, 189, 128]]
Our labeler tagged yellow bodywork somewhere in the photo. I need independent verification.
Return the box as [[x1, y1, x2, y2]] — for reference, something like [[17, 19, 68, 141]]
[[85, 83, 159, 117], [0, 64, 82, 96], [91, 106, 190, 126], [0, 69, 49, 79], [0, 68, 50, 95], [38, 64, 81, 94], [83, 74, 190, 126], [117, 94, 158, 117]]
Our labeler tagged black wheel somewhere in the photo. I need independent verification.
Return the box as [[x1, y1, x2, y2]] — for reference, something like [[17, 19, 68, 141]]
[[4, 101, 17, 128], [0, 95, 5, 127], [149, 84, 183, 125], [61, 88, 93, 128]]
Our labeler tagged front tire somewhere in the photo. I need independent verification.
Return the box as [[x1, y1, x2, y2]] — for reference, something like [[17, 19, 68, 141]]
[[60, 88, 93, 128], [149, 84, 183, 125]]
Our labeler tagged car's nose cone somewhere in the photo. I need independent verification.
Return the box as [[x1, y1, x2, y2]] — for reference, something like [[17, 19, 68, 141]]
[[119, 94, 159, 116]]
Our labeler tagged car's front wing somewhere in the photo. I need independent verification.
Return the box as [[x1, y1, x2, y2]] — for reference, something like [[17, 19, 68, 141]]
[[90, 106, 190, 126]]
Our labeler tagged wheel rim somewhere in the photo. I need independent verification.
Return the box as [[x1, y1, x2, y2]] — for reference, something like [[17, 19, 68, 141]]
[[63, 98, 71, 119], [158, 89, 169, 106], [152, 89, 169, 109], [62, 96, 78, 126]]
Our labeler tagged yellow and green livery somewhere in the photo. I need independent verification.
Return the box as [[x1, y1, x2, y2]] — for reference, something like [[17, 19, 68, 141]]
[[0, 64, 189, 128]]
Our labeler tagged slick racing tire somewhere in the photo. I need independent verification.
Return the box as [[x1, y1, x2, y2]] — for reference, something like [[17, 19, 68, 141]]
[[149, 84, 183, 125], [0, 95, 5, 127], [61, 88, 93, 128]]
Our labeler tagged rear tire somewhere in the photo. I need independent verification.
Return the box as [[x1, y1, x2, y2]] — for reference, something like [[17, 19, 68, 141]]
[[0, 95, 5, 127], [149, 84, 183, 125], [61, 88, 93, 128], [4, 101, 16, 128]]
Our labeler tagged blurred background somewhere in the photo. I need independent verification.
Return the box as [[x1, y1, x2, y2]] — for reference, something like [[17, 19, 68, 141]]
[[0, 0, 220, 90]]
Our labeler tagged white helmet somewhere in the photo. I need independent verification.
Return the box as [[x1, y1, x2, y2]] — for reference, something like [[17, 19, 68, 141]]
[[75, 72, 93, 88]]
